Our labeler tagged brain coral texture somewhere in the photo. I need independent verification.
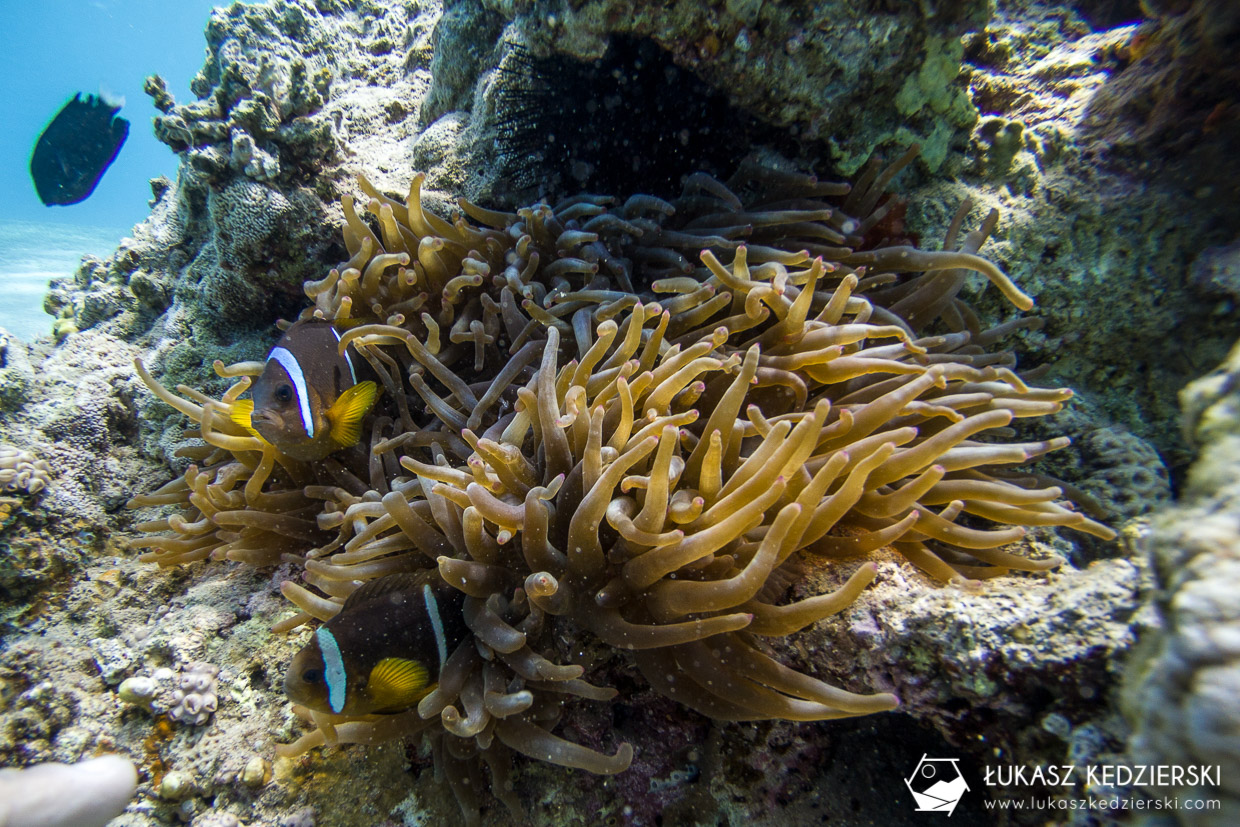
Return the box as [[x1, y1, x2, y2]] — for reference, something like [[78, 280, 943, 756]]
[[127, 152, 1113, 823]]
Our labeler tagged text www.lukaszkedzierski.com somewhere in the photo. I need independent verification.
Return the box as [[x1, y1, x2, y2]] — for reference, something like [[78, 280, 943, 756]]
[[984, 797, 1220, 812]]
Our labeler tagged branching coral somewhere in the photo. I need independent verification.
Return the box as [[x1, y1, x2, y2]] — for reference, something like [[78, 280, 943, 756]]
[[128, 150, 1114, 824]]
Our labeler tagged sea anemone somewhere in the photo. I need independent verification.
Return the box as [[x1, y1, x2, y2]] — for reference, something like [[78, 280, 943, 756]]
[[127, 150, 1114, 823]]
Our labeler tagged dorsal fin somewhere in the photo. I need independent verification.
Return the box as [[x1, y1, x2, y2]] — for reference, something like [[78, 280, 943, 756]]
[[341, 570, 438, 611]]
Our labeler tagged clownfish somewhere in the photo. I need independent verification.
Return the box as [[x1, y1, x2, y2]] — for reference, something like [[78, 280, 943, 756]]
[[231, 319, 377, 461], [284, 572, 468, 717]]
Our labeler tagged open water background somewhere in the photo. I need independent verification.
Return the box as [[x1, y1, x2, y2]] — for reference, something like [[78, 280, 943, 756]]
[[0, 0, 219, 342], [0, 221, 127, 341]]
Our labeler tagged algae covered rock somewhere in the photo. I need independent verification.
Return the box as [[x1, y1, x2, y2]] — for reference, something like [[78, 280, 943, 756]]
[[1124, 345, 1240, 822], [415, 0, 990, 206], [0, 330, 35, 409], [468, 0, 988, 174], [905, 0, 1240, 472]]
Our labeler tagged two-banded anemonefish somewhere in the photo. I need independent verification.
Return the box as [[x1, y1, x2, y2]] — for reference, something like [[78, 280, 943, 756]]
[[231, 319, 377, 461], [284, 571, 469, 717]]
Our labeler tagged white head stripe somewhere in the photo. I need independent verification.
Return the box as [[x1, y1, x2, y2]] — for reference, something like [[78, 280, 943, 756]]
[[316, 627, 347, 714], [330, 326, 358, 386], [423, 584, 448, 669], [268, 347, 315, 438]]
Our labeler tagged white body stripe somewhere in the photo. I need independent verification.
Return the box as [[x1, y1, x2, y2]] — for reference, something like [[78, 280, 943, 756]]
[[316, 627, 347, 713], [268, 346, 315, 437], [423, 584, 448, 669], [330, 327, 358, 386]]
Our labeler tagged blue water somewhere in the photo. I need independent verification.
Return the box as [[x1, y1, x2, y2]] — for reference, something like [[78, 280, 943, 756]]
[[0, 221, 128, 341], [0, 0, 220, 340]]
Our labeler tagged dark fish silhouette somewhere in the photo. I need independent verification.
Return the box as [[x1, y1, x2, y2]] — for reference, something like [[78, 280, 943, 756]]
[[30, 93, 129, 206]]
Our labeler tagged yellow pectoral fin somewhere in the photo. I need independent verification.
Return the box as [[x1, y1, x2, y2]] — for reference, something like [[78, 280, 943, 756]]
[[367, 657, 432, 712], [326, 381, 378, 448], [228, 400, 267, 441]]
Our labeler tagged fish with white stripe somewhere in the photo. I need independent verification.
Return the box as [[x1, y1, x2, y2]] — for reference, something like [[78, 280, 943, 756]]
[[231, 319, 377, 461], [284, 571, 469, 716]]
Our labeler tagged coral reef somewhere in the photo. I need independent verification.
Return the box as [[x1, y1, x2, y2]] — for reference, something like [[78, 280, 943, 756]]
[[0, 329, 161, 613], [168, 663, 220, 727], [814, 551, 1143, 791], [1078, 0, 1240, 189], [920, 0, 1240, 472], [437, 0, 990, 176], [2, 0, 1236, 824], [117, 663, 221, 727], [415, 1, 992, 210], [0, 331, 34, 410], [1073, 426, 1171, 521], [0, 446, 52, 496], [45, 0, 438, 349], [193, 179, 330, 325], [0, 556, 309, 824], [1191, 239, 1240, 306], [1125, 340, 1240, 824], [0, 331, 151, 524]]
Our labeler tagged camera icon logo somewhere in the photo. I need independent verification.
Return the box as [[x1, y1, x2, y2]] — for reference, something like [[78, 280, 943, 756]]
[[905, 754, 970, 816]]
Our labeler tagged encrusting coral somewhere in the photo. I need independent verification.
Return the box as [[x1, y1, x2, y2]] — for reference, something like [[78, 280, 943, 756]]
[[115, 665, 217, 726], [0, 445, 52, 496], [127, 149, 1114, 823]]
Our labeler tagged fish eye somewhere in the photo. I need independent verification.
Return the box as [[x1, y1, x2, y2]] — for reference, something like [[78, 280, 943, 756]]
[[301, 668, 321, 684], [275, 384, 294, 404]]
